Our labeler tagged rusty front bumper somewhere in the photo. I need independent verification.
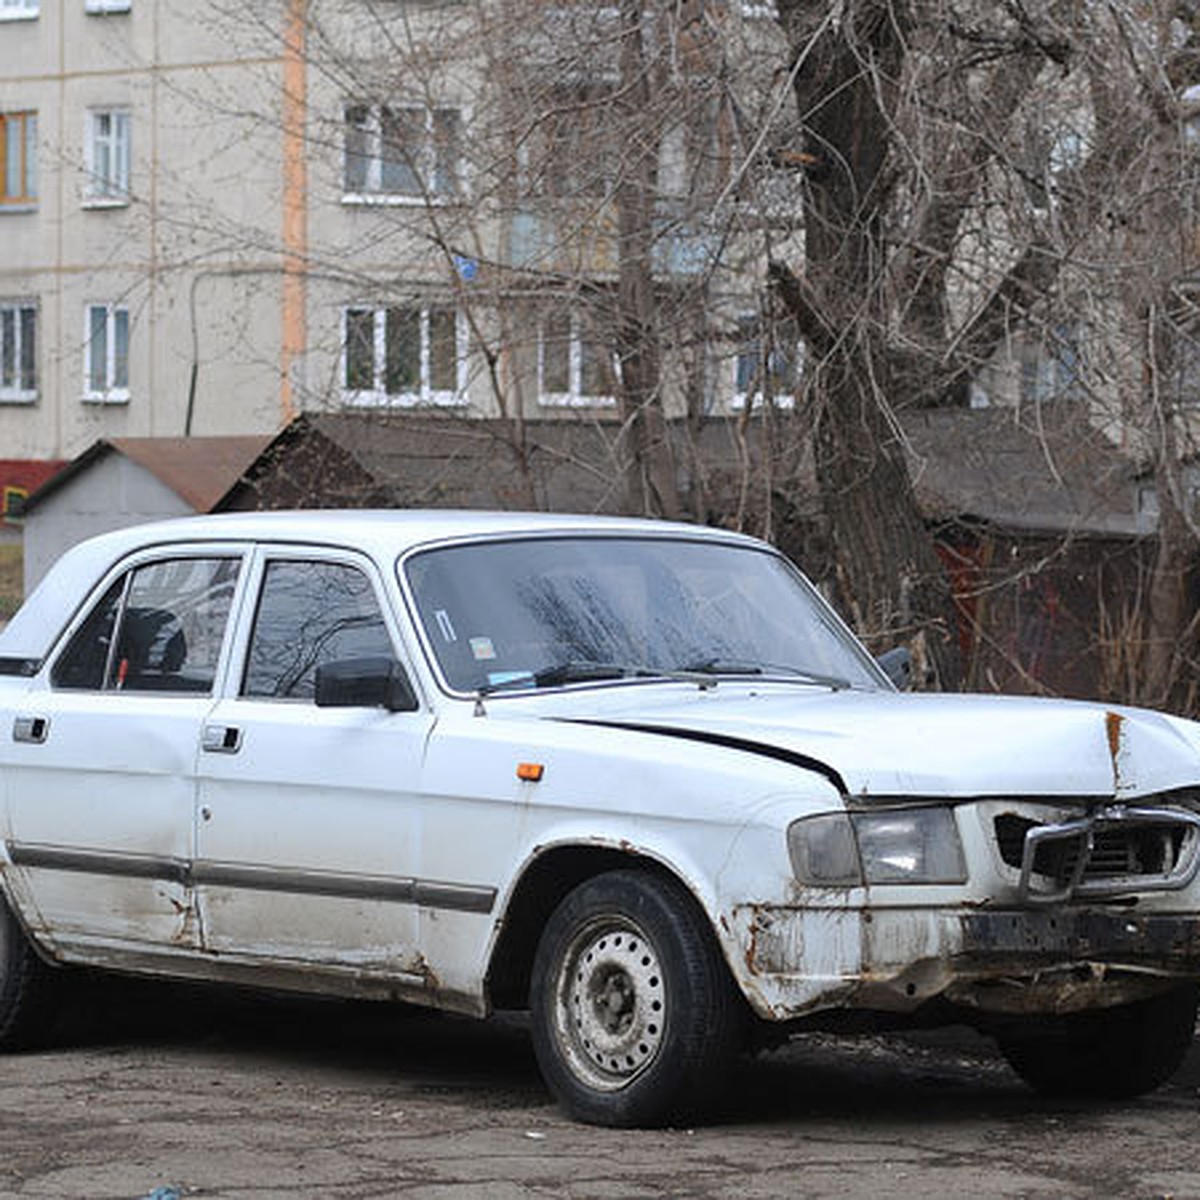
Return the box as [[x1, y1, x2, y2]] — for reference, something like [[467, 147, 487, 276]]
[[733, 903, 1200, 1022]]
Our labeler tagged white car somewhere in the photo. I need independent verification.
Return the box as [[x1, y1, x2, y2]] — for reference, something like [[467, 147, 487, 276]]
[[1, 511, 1199, 1126]]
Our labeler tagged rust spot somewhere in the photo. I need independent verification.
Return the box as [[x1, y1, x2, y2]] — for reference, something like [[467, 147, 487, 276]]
[[743, 905, 765, 976], [1105, 710, 1123, 763], [168, 896, 198, 945], [617, 839, 639, 856], [1105, 710, 1124, 792], [410, 953, 441, 991]]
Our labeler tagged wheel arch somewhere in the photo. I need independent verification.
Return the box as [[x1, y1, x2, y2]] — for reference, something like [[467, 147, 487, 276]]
[[485, 843, 728, 1011]]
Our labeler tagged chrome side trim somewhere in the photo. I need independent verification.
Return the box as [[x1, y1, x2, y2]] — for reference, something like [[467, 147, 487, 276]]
[[190, 860, 417, 902], [5, 841, 496, 914], [8, 842, 190, 885]]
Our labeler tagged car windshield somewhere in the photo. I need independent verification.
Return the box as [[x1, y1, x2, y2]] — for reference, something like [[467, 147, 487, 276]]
[[402, 535, 885, 695]]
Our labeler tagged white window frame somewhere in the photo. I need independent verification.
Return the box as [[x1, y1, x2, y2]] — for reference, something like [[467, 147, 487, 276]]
[[0, 299, 36, 403], [84, 108, 131, 206], [342, 103, 463, 205], [0, 0, 38, 21], [730, 318, 802, 411], [85, 0, 131, 12], [341, 304, 469, 407], [1019, 323, 1083, 406], [83, 302, 130, 403], [537, 311, 618, 408]]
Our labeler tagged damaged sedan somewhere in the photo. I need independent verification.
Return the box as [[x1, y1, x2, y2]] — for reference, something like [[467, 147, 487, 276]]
[[1, 511, 1198, 1126]]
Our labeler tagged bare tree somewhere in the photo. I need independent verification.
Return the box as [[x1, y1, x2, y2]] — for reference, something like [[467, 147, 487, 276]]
[[175, 1, 1200, 707]]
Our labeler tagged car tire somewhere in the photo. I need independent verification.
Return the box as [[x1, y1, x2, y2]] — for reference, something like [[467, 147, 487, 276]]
[[529, 868, 743, 1127], [997, 983, 1199, 1099], [0, 893, 56, 1050]]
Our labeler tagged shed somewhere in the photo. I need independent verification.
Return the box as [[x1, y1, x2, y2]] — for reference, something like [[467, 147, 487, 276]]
[[217, 406, 1150, 702], [22, 436, 271, 591]]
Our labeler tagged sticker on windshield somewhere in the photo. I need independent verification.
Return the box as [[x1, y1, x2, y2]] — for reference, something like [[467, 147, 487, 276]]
[[487, 670, 532, 687], [434, 609, 457, 643], [470, 636, 496, 661]]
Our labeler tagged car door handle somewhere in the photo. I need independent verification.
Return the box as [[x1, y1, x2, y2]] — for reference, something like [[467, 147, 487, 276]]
[[12, 715, 49, 744], [202, 724, 242, 754]]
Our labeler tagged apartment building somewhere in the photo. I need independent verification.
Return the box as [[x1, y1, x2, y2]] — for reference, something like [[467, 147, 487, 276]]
[[1, 0, 299, 462], [0, 0, 797, 474]]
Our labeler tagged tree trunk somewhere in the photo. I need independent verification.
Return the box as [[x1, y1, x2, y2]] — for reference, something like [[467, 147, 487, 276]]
[[776, 0, 961, 683], [615, 0, 680, 519]]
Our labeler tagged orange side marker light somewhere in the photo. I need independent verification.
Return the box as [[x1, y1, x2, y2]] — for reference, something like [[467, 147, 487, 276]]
[[516, 762, 545, 782]]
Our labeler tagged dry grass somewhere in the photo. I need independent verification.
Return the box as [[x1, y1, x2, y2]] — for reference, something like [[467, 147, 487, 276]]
[[0, 543, 23, 619]]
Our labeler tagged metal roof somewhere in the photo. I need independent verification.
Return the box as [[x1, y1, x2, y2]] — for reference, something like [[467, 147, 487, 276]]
[[220, 409, 1145, 539], [22, 436, 272, 515]]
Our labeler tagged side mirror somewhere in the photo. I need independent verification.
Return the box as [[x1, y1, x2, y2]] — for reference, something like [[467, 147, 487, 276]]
[[876, 646, 913, 691], [314, 656, 419, 712]]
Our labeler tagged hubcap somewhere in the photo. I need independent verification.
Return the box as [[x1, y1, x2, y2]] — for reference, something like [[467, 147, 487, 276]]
[[553, 918, 666, 1091]]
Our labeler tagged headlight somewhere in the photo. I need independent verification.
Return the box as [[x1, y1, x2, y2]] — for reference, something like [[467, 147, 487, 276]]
[[853, 808, 966, 883], [788, 806, 967, 886], [786, 812, 862, 886]]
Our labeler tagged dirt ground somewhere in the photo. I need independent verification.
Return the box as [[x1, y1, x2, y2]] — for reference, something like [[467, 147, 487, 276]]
[[1, 976, 1197, 1200]]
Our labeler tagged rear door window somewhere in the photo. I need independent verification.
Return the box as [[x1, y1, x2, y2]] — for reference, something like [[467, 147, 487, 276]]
[[52, 557, 242, 693]]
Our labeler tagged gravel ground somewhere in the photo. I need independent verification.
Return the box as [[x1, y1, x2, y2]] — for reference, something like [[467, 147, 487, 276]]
[[1, 976, 1197, 1199]]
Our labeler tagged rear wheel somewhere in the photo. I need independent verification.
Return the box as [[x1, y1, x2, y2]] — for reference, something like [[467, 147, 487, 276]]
[[529, 869, 743, 1127], [0, 894, 56, 1049], [998, 984, 1199, 1099]]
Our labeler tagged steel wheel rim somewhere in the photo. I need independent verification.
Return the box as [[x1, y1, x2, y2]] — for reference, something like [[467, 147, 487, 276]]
[[552, 916, 666, 1092]]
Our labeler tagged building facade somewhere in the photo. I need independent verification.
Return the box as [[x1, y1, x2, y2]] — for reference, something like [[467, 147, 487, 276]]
[[0, 0, 800, 466]]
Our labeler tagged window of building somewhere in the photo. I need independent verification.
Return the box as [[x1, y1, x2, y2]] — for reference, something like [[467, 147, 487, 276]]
[[0, 301, 36, 402], [1161, 297, 1200, 407], [84, 303, 130, 402], [2, 486, 27, 520], [525, 85, 616, 199], [538, 309, 617, 406], [342, 304, 467, 405], [0, 0, 38, 20], [85, 0, 131, 11], [1, 111, 37, 207], [1022, 121, 1087, 213], [52, 557, 241, 693], [85, 109, 131, 204], [1019, 324, 1083, 405], [242, 559, 393, 701], [343, 104, 461, 201], [732, 316, 802, 409]]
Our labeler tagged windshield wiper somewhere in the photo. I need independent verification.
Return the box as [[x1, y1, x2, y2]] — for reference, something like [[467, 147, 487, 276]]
[[680, 657, 765, 676], [680, 657, 851, 690], [478, 657, 851, 696], [478, 661, 633, 694]]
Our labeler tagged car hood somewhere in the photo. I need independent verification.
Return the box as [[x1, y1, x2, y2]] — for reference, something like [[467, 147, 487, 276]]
[[561, 687, 1200, 802]]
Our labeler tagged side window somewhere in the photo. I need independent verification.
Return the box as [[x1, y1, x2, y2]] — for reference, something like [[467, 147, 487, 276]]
[[52, 557, 240, 693], [242, 560, 393, 701], [51, 577, 124, 689]]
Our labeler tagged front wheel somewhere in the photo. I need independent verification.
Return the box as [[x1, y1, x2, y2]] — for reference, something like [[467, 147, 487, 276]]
[[998, 983, 1199, 1099], [529, 869, 743, 1127]]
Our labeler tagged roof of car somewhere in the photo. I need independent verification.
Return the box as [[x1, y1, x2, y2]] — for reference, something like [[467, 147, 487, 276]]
[[0, 510, 762, 664]]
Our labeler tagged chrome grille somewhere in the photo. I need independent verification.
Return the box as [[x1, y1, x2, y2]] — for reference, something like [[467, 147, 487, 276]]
[[993, 805, 1200, 902]]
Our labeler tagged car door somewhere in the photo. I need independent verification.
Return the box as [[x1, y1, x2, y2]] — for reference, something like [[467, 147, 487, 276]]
[[194, 547, 433, 985], [1, 550, 244, 953]]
